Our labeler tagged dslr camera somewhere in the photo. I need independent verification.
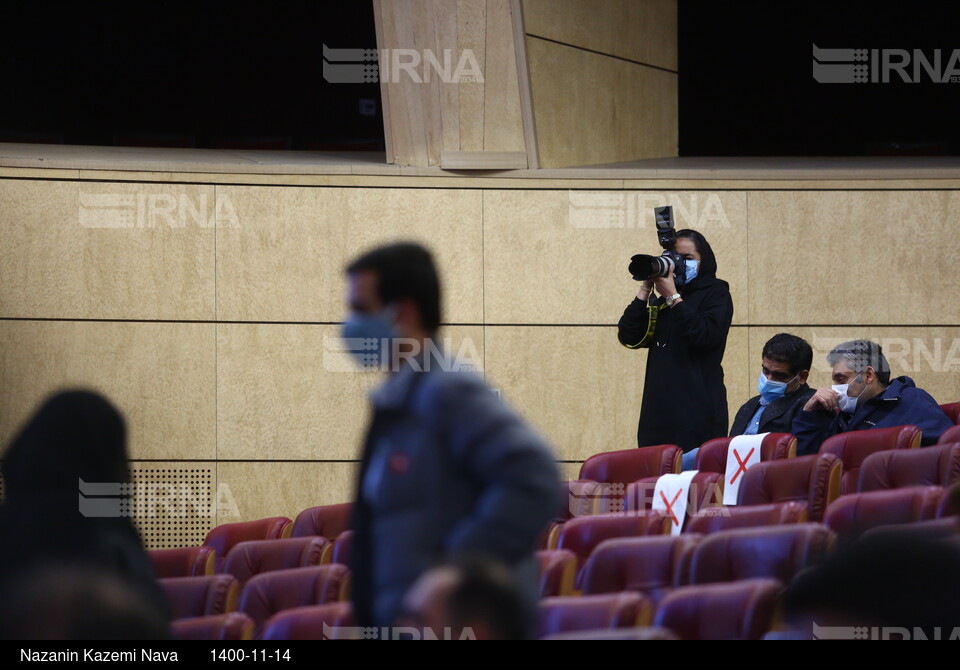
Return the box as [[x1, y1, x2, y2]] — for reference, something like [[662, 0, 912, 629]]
[[628, 206, 687, 289]]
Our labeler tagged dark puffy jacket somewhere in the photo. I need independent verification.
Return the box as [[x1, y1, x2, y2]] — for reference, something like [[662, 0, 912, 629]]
[[791, 376, 954, 456], [350, 364, 563, 629]]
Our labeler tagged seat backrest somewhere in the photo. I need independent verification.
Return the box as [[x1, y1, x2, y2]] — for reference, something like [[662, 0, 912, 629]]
[[562, 480, 604, 519], [238, 564, 351, 637], [626, 472, 724, 518], [160, 574, 239, 619], [940, 425, 960, 445], [653, 578, 783, 640], [170, 612, 254, 641], [291, 503, 353, 539], [940, 402, 960, 425], [684, 523, 835, 586], [684, 501, 808, 535], [858, 444, 960, 492], [149, 546, 215, 578], [695, 433, 796, 474], [738, 453, 841, 522], [260, 602, 355, 641], [537, 593, 652, 639], [824, 486, 944, 540], [579, 445, 681, 484], [204, 517, 292, 573], [820, 425, 921, 494], [862, 516, 960, 543], [579, 535, 701, 598], [536, 549, 578, 598], [223, 536, 330, 586], [940, 482, 960, 518], [555, 513, 670, 571], [331, 530, 353, 565]]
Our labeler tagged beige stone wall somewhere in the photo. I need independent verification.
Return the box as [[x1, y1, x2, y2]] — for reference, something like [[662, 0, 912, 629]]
[[3, 176, 959, 544]]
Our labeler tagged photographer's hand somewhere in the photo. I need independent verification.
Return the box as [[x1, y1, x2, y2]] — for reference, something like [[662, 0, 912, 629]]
[[653, 274, 678, 304], [637, 279, 655, 301]]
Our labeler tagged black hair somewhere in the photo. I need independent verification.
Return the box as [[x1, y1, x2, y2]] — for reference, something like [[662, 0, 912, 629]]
[[762, 333, 814, 376], [446, 555, 530, 640], [675, 229, 718, 278], [346, 242, 442, 333]]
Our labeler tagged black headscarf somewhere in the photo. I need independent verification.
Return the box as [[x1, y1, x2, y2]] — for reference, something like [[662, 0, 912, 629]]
[[676, 229, 718, 279]]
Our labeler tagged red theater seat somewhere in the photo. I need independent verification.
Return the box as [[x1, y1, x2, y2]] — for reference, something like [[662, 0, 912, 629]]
[[239, 564, 351, 638], [824, 486, 943, 540], [204, 517, 292, 573], [862, 516, 959, 542], [536, 550, 577, 597], [222, 537, 330, 586], [683, 524, 835, 586], [626, 472, 724, 520], [331, 530, 353, 565], [291, 503, 353, 539], [161, 575, 239, 619], [149, 546, 215, 578], [684, 501, 808, 534], [858, 443, 960, 492], [260, 602, 355, 641], [695, 433, 796, 473], [737, 453, 841, 522], [940, 402, 960, 425], [171, 612, 254, 641], [537, 593, 652, 639], [820, 424, 921, 495], [561, 480, 605, 519], [653, 578, 783, 640], [941, 483, 960, 518], [554, 513, 670, 586], [940, 425, 960, 445], [580, 445, 682, 483], [579, 535, 701, 600]]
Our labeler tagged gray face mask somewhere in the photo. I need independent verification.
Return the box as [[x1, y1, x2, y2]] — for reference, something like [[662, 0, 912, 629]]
[[832, 374, 864, 414]]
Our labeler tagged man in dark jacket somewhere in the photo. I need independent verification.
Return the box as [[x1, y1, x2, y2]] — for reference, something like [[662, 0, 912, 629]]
[[792, 339, 953, 455], [343, 243, 562, 635]]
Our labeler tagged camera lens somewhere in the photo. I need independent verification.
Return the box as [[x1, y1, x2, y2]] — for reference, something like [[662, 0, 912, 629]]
[[629, 254, 671, 280]]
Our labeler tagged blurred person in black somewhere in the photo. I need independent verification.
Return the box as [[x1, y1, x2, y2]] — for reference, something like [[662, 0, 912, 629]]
[[0, 390, 169, 636], [618, 229, 733, 454]]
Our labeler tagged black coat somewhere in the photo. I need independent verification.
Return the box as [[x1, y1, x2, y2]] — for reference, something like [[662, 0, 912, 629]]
[[618, 276, 734, 452], [729, 385, 816, 437]]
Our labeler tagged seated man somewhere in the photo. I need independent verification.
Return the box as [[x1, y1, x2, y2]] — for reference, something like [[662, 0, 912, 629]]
[[682, 333, 815, 469], [792, 339, 953, 455]]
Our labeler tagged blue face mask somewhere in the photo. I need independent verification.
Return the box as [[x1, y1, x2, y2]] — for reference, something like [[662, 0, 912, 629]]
[[340, 305, 398, 369], [684, 259, 699, 284], [757, 371, 799, 403]]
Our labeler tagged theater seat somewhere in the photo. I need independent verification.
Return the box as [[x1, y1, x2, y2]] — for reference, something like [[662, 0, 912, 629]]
[[204, 517, 292, 573], [561, 480, 605, 519], [222, 537, 330, 586], [862, 516, 959, 542], [682, 524, 835, 586], [579, 535, 701, 602], [171, 613, 254, 641], [554, 513, 670, 587], [541, 627, 679, 640], [291, 503, 353, 539], [684, 501, 808, 534], [578, 446, 681, 512], [941, 402, 960, 425], [737, 453, 841, 522], [161, 575, 239, 619], [820, 424, 921, 495], [331, 531, 353, 565], [626, 472, 724, 521], [260, 602, 355, 640], [238, 564, 351, 638], [537, 593, 652, 639], [695, 433, 796, 473], [536, 550, 577, 597], [940, 483, 960, 518], [858, 443, 960, 492], [824, 486, 943, 540], [940, 425, 960, 445], [653, 578, 783, 640], [149, 546, 215, 578]]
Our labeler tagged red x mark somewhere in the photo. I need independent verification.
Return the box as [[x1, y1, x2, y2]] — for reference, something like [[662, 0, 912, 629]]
[[730, 447, 756, 485], [660, 488, 684, 526]]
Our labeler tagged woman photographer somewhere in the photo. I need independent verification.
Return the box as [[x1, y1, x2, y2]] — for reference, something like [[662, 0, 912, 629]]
[[617, 229, 733, 460]]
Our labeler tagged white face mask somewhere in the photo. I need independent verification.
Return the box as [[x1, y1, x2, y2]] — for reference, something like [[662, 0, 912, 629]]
[[832, 374, 864, 414]]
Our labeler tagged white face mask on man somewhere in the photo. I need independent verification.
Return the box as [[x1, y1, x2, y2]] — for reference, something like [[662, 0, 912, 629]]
[[832, 373, 865, 414]]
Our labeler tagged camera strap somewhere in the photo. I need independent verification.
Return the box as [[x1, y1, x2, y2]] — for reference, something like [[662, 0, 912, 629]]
[[633, 300, 666, 348]]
